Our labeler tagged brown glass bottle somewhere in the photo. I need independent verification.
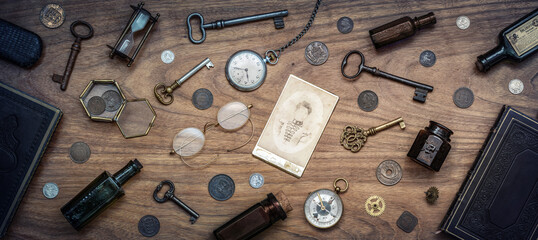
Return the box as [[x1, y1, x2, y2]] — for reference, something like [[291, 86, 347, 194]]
[[407, 121, 453, 171], [476, 8, 538, 72], [369, 12, 436, 49], [61, 159, 143, 230], [213, 191, 293, 240]]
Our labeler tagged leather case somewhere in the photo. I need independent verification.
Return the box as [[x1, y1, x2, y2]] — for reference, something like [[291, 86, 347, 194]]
[[0, 18, 43, 68], [0, 82, 62, 237]]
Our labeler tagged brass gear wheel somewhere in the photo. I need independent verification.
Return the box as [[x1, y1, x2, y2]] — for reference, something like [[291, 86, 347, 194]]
[[365, 195, 385, 217]]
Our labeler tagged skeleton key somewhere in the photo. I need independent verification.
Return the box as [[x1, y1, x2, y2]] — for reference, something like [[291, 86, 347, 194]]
[[340, 117, 406, 153], [153, 180, 200, 224], [341, 50, 434, 103], [52, 20, 94, 91], [154, 58, 213, 105], [187, 10, 288, 44]]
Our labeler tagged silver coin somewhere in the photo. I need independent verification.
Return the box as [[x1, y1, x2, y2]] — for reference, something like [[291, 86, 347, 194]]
[[337, 17, 354, 34], [249, 173, 264, 189], [453, 87, 474, 108], [192, 88, 213, 110], [161, 50, 175, 64], [40, 4, 65, 29], [87, 96, 106, 115], [69, 142, 91, 164], [43, 182, 59, 199], [376, 160, 402, 186], [305, 41, 329, 66], [419, 50, 436, 67], [208, 174, 235, 201], [101, 90, 122, 112], [358, 90, 378, 112], [456, 16, 470, 30], [508, 79, 524, 94]]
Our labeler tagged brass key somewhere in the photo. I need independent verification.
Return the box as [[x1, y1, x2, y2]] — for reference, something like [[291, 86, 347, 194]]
[[340, 117, 405, 152]]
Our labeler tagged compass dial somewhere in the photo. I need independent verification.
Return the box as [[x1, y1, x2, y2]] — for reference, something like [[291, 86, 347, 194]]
[[225, 50, 267, 92], [304, 189, 343, 229]]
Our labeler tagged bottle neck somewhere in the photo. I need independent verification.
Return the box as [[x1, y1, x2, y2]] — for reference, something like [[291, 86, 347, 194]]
[[113, 159, 143, 186], [426, 121, 453, 142], [476, 44, 507, 72], [413, 12, 436, 30]]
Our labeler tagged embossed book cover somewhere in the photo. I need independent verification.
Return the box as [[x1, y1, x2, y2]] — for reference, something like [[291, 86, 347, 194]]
[[441, 106, 538, 239], [0, 82, 62, 237]]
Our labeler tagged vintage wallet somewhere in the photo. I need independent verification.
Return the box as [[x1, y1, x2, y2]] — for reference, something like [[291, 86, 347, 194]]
[[440, 106, 537, 239], [0, 82, 62, 237]]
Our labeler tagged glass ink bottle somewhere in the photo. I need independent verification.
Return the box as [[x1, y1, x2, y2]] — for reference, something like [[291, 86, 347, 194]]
[[476, 8, 538, 72], [61, 159, 143, 230], [369, 12, 436, 49], [407, 121, 453, 172]]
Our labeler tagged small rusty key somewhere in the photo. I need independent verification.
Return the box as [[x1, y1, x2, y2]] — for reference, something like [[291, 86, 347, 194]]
[[340, 117, 406, 153], [153, 180, 200, 224], [52, 20, 94, 91]]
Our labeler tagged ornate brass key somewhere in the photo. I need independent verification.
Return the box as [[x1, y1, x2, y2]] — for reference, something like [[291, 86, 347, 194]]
[[340, 117, 405, 152]]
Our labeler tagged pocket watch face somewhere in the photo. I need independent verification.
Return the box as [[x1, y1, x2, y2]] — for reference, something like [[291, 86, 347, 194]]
[[225, 50, 267, 92], [304, 189, 343, 229]]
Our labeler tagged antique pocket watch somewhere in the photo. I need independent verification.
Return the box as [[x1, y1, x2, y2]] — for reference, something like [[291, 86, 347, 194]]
[[304, 178, 348, 229]]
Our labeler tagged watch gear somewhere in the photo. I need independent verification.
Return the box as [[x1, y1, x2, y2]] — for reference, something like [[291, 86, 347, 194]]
[[425, 186, 439, 203], [365, 195, 385, 217]]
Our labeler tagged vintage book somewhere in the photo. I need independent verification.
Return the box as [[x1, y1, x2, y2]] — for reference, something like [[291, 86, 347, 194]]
[[440, 106, 538, 239], [0, 82, 62, 237]]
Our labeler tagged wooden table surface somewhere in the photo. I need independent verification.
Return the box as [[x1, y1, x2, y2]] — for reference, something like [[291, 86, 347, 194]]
[[1, 0, 537, 239]]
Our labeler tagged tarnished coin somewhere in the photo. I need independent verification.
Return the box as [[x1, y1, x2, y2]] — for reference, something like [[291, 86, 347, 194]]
[[161, 50, 175, 64], [43, 182, 59, 199], [397, 211, 418, 233], [508, 79, 524, 94], [453, 87, 474, 109], [249, 173, 264, 189], [69, 142, 91, 164], [102, 90, 122, 112], [87, 96, 106, 115], [40, 4, 65, 29], [357, 90, 378, 112], [305, 41, 329, 66], [192, 88, 213, 110], [337, 17, 354, 34], [208, 174, 235, 201], [138, 215, 160, 237], [456, 16, 470, 30], [419, 50, 436, 67], [376, 160, 402, 186]]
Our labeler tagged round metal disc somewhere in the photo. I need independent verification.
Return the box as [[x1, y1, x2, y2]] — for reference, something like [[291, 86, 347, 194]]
[[172, 128, 205, 157], [69, 142, 91, 164], [217, 102, 249, 130], [456, 16, 470, 30], [357, 90, 378, 112], [305, 41, 329, 66], [138, 215, 160, 237], [376, 160, 402, 186], [419, 50, 436, 67], [42, 182, 59, 199], [453, 87, 474, 109], [337, 17, 354, 34], [249, 173, 264, 189], [192, 88, 213, 110], [87, 96, 106, 115], [161, 50, 175, 64], [208, 174, 235, 201], [40, 4, 65, 29], [102, 90, 122, 112], [508, 79, 524, 94]]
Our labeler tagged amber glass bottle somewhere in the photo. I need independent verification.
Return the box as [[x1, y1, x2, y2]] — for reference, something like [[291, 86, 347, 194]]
[[61, 159, 143, 230]]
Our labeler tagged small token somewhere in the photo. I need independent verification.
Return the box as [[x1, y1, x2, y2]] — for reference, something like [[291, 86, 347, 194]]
[[397, 211, 418, 233], [456, 16, 470, 30], [337, 17, 354, 34], [192, 88, 213, 110], [43, 182, 59, 199], [508, 79, 524, 94], [102, 90, 122, 112], [357, 90, 378, 112], [305, 41, 329, 66], [40, 4, 65, 29], [208, 174, 235, 201], [453, 87, 474, 109], [249, 173, 264, 189], [87, 96, 106, 115], [419, 50, 436, 67], [376, 160, 403, 186], [161, 50, 175, 64], [69, 142, 91, 164], [138, 215, 160, 237]]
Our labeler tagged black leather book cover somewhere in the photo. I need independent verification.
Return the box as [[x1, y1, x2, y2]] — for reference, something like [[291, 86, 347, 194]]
[[0, 82, 62, 237], [441, 106, 538, 239]]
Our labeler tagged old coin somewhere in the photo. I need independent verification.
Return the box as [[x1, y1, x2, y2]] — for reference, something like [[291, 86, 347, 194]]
[[376, 160, 402, 186], [43, 182, 59, 199], [419, 50, 436, 67], [508, 79, 524, 94], [396, 211, 418, 233], [337, 17, 354, 34], [453, 87, 474, 109], [161, 50, 175, 64], [40, 4, 65, 29], [456, 16, 470, 30], [208, 174, 235, 201], [249, 173, 264, 189], [192, 88, 213, 110], [87, 96, 106, 115], [305, 41, 329, 66], [69, 142, 91, 164], [357, 90, 378, 112], [138, 215, 160, 237], [102, 90, 122, 112]]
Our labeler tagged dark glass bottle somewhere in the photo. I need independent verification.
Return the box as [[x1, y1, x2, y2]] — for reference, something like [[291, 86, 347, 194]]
[[369, 12, 436, 49], [476, 8, 538, 72], [61, 159, 143, 230], [407, 121, 453, 172], [213, 191, 293, 240]]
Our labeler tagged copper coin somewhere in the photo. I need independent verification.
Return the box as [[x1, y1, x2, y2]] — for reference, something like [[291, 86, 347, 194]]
[[192, 88, 213, 110], [69, 142, 91, 164], [453, 87, 474, 109], [102, 90, 122, 112], [208, 174, 235, 201], [40, 4, 65, 29], [305, 41, 329, 66], [87, 96, 106, 115], [397, 211, 418, 233], [337, 17, 354, 34], [357, 90, 378, 112], [138, 215, 160, 237], [376, 160, 402, 186]]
